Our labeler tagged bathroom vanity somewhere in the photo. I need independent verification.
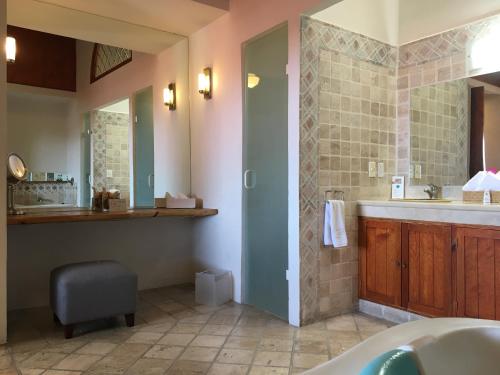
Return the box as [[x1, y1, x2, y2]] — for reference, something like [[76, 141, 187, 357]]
[[358, 200, 500, 320]]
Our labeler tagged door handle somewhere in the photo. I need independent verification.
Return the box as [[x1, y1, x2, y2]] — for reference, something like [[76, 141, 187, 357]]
[[244, 170, 256, 189], [148, 174, 154, 188]]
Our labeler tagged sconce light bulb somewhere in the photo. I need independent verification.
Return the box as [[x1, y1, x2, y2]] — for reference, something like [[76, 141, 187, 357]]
[[5, 36, 16, 63]]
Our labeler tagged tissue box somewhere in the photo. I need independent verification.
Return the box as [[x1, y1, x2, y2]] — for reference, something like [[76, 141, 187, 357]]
[[108, 199, 128, 212], [166, 197, 203, 209], [463, 191, 500, 203]]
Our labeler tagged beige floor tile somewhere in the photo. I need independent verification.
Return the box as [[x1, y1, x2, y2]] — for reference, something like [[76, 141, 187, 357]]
[[44, 371, 83, 375], [157, 302, 187, 313], [76, 342, 117, 355], [43, 339, 88, 354], [124, 358, 173, 375], [249, 366, 289, 375], [207, 315, 239, 326], [158, 333, 196, 346], [216, 349, 253, 365], [170, 324, 204, 334], [179, 314, 212, 325], [126, 332, 163, 345], [0, 369, 18, 375], [236, 317, 268, 327], [230, 327, 264, 338], [139, 321, 175, 333], [200, 325, 233, 336], [18, 369, 45, 375], [84, 354, 137, 374], [293, 340, 328, 354], [20, 351, 67, 369], [190, 335, 226, 348], [179, 347, 219, 362], [144, 345, 184, 360], [166, 360, 211, 375], [263, 327, 296, 339], [224, 337, 260, 350], [208, 363, 248, 375], [0, 355, 12, 370], [258, 338, 293, 352], [253, 351, 291, 368], [52, 354, 101, 371], [109, 343, 151, 359], [292, 353, 329, 369], [325, 315, 357, 331]]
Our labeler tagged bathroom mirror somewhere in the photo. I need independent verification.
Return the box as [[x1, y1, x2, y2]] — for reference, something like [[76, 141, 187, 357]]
[[6, 4, 191, 208], [409, 70, 500, 186]]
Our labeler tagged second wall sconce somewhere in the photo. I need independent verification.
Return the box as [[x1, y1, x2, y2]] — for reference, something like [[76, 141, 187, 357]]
[[163, 83, 176, 110], [198, 67, 212, 99]]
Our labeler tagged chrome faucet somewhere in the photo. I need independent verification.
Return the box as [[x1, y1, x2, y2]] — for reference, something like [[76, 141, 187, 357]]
[[424, 184, 440, 199]]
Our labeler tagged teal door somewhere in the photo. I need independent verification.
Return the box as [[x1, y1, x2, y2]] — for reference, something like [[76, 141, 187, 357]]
[[81, 112, 91, 208], [134, 87, 155, 207], [243, 24, 289, 320]]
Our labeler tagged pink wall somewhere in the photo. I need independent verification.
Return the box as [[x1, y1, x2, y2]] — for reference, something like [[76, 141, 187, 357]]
[[189, 0, 335, 325]]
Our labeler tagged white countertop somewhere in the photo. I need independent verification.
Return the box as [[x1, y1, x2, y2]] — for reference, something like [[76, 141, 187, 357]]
[[357, 200, 500, 226]]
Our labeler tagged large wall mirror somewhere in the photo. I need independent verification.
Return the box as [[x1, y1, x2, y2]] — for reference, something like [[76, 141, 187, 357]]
[[6, 2, 191, 209], [409, 71, 500, 186]]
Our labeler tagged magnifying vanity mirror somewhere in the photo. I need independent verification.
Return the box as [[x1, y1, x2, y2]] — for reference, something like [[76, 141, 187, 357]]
[[7, 153, 28, 215]]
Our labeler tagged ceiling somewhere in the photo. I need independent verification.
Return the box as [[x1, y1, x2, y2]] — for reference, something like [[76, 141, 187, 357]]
[[7, 0, 228, 54], [474, 71, 500, 88], [313, 0, 500, 45]]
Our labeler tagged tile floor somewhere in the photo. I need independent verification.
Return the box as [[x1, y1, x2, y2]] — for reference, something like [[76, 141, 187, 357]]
[[0, 285, 393, 375]]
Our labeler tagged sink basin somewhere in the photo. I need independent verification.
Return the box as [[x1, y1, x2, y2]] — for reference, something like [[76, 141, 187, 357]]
[[391, 199, 452, 203]]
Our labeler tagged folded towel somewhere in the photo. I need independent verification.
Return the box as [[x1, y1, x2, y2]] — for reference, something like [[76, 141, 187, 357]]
[[323, 200, 348, 248]]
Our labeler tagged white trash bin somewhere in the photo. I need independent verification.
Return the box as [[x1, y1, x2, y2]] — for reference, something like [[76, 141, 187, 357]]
[[195, 270, 232, 306]]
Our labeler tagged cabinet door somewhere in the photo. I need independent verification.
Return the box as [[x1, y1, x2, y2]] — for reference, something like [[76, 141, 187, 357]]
[[456, 227, 500, 319], [405, 223, 452, 317], [359, 219, 402, 308]]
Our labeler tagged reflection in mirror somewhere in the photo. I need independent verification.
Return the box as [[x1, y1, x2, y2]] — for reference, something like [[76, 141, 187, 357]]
[[409, 80, 469, 186], [6, 10, 190, 210]]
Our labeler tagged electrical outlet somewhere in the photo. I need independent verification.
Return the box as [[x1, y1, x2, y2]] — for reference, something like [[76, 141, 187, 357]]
[[377, 162, 384, 177], [107, 170, 113, 178], [368, 162, 377, 178], [415, 164, 422, 179], [409, 164, 415, 178]]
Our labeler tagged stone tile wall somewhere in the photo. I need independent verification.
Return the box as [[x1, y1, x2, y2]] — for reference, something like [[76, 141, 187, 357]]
[[300, 17, 397, 324], [300, 13, 500, 325], [92, 111, 130, 200]]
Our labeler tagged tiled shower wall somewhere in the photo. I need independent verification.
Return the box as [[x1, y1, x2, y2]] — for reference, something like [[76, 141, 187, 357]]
[[92, 111, 130, 200], [300, 17, 397, 324], [299, 14, 500, 324], [409, 79, 469, 186]]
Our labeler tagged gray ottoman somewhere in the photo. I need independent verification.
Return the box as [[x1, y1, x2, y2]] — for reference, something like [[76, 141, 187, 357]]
[[50, 260, 138, 339]]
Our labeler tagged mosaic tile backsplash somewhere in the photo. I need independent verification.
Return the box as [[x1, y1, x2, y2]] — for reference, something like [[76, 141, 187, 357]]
[[14, 182, 77, 206], [409, 79, 469, 186], [92, 111, 130, 200]]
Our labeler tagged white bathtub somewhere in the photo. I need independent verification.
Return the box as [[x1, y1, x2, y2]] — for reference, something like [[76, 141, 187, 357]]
[[305, 318, 500, 375]]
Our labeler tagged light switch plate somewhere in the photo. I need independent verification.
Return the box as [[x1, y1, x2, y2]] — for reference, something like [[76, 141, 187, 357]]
[[409, 164, 415, 178], [415, 164, 422, 179], [377, 162, 384, 177], [368, 161, 377, 178], [107, 170, 113, 178]]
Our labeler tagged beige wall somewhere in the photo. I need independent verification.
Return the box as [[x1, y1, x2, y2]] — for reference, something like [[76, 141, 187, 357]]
[[7, 91, 76, 177], [484, 94, 500, 170], [0, 0, 7, 344]]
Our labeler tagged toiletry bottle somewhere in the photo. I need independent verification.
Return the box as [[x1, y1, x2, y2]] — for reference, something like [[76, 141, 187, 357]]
[[484, 190, 491, 205]]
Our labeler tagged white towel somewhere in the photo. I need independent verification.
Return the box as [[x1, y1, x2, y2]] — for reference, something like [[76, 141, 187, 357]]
[[323, 200, 348, 248]]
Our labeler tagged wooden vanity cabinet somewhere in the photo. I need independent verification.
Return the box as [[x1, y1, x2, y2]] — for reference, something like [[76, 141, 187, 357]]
[[359, 219, 402, 308], [456, 226, 500, 320], [404, 223, 453, 317]]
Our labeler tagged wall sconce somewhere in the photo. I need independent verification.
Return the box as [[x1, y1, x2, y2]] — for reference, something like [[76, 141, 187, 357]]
[[247, 73, 260, 89], [5, 36, 16, 63], [198, 67, 212, 99], [163, 83, 176, 111]]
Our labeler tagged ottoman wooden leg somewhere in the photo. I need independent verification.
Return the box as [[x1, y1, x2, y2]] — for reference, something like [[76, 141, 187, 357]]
[[64, 324, 74, 339], [125, 313, 135, 327]]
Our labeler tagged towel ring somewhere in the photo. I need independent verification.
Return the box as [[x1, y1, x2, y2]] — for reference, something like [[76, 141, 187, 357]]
[[324, 190, 344, 201]]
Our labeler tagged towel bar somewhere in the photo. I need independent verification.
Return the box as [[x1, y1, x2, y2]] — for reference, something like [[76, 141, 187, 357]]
[[324, 190, 344, 201]]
